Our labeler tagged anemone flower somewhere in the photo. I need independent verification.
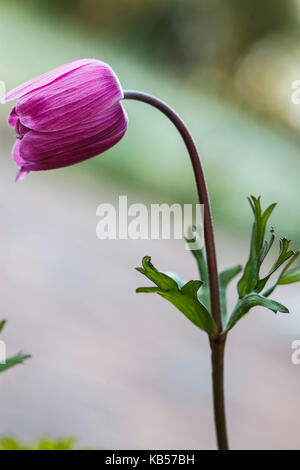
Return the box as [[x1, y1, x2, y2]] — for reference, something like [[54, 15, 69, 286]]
[[4, 58, 128, 181], [7, 58, 293, 452]]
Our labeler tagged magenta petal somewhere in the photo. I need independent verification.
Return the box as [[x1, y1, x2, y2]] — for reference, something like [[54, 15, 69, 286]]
[[7, 59, 127, 178], [12, 140, 26, 166], [12, 140, 29, 181], [13, 140, 22, 164], [15, 61, 123, 132], [18, 102, 128, 171], [8, 107, 18, 128], [4, 58, 98, 103]]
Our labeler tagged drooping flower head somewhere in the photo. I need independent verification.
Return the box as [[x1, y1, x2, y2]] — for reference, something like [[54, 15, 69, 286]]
[[4, 59, 128, 181]]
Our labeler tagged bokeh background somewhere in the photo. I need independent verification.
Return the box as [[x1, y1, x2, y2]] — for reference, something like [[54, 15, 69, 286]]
[[0, 0, 300, 450]]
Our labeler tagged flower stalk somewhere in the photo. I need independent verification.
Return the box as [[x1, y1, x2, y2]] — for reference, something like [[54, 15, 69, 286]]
[[124, 90, 223, 332], [124, 90, 228, 449], [210, 335, 228, 450]]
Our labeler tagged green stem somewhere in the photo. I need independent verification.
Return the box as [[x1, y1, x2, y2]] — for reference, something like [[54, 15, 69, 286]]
[[194, 248, 209, 284], [193, 247, 210, 309]]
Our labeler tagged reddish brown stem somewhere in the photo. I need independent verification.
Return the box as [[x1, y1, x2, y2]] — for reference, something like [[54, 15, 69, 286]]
[[124, 90, 228, 450], [124, 90, 222, 332]]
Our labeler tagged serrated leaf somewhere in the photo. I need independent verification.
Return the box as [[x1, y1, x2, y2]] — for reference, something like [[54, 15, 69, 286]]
[[0, 352, 31, 373], [136, 256, 217, 334], [219, 265, 242, 327], [238, 197, 276, 298], [225, 293, 289, 333]]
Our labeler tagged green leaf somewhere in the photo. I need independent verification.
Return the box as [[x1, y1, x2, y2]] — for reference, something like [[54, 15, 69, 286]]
[[181, 280, 203, 296], [219, 265, 242, 327], [186, 231, 210, 309], [136, 256, 179, 291], [0, 320, 6, 334], [136, 287, 160, 293], [162, 271, 186, 289], [0, 352, 31, 373], [225, 293, 289, 333], [238, 197, 276, 297], [259, 228, 275, 265], [136, 256, 217, 334], [268, 238, 295, 274], [278, 267, 300, 285], [256, 238, 296, 293], [263, 251, 299, 296]]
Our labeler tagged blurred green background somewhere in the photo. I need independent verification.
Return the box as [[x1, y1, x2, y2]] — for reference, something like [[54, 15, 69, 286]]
[[1, 0, 300, 238], [1, 0, 300, 450]]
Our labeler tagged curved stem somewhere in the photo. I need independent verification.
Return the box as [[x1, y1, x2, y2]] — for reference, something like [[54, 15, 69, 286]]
[[124, 90, 222, 333], [124, 90, 229, 450]]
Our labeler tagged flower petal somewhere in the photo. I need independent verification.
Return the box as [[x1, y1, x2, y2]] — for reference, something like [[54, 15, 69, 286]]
[[15, 61, 123, 132], [17, 102, 128, 171], [12, 140, 28, 173], [4, 58, 98, 103], [8, 107, 18, 128]]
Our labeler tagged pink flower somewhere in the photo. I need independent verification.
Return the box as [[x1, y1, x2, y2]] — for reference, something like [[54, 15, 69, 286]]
[[4, 59, 128, 181]]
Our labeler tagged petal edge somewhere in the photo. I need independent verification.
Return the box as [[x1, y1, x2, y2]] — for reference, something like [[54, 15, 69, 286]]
[[4, 58, 100, 103]]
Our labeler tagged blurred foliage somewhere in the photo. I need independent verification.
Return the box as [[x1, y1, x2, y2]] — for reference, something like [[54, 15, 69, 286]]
[[0, 436, 79, 450], [13, 0, 300, 127], [15, 0, 296, 78], [0, 352, 31, 374], [0, 320, 31, 374]]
